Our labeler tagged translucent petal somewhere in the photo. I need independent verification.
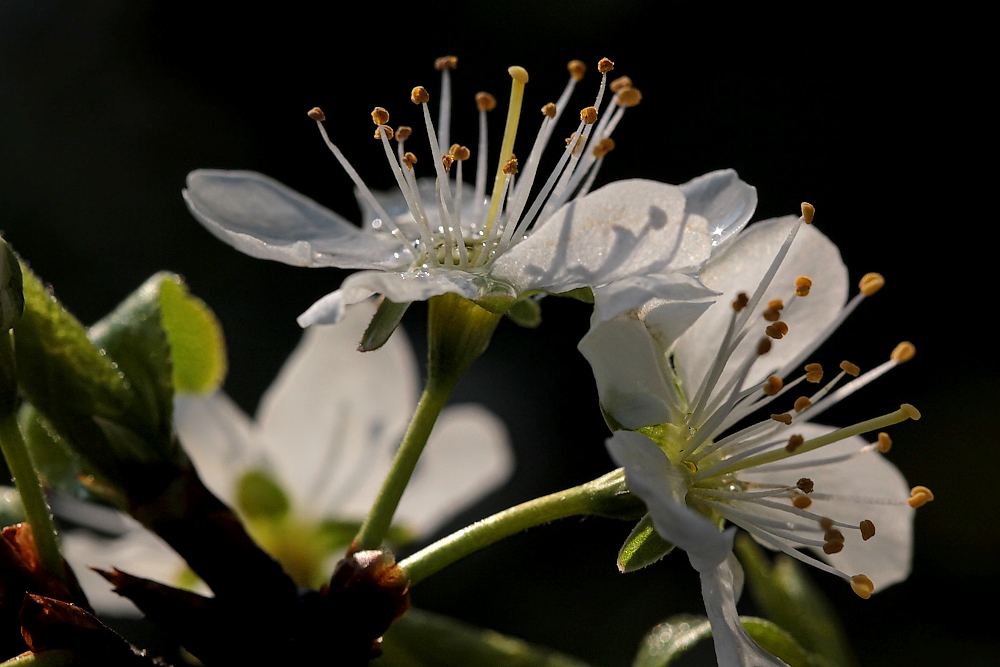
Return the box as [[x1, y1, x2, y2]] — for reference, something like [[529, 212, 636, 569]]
[[255, 299, 419, 516], [607, 431, 733, 572], [362, 177, 484, 238], [175, 392, 259, 507], [699, 556, 789, 666], [740, 422, 913, 590], [674, 217, 848, 399], [591, 272, 716, 323], [679, 169, 758, 253], [491, 179, 715, 295], [184, 170, 411, 270]]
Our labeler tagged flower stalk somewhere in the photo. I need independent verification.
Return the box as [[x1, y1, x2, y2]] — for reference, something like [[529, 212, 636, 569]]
[[354, 293, 502, 551], [400, 469, 641, 585]]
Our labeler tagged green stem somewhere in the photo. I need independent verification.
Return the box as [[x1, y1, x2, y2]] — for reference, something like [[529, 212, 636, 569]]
[[0, 411, 65, 582], [354, 379, 455, 551], [400, 469, 638, 585]]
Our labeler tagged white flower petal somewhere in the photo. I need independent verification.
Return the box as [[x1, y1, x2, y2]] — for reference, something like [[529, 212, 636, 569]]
[[740, 422, 913, 591], [699, 556, 789, 666], [607, 431, 733, 572], [393, 404, 514, 538], [175, 392, 258, 507], [62, 525, 202, 617], [364, 178, 483, 238], [674, 216, 848, 398], [184, 170, 411, 270], [256, 299, 419, 515], [491, 179, 714, 295], [591, 272, 716, 324], [679, 169, 758, 253], [297, 269, 498, 327]]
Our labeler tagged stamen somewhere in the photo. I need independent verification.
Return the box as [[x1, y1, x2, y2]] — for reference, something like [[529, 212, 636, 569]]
[[757, 337, 772, 355], [859, 272, 885, 296], [434, 55, 458, 70], [795, 276, 813, 297], [891, 341, 916, 363], [411, 86, 430, 104], [441, 154, 454, 172], [610, 76, 632, 92], [792, 494, 812, 509], [860, 520, 876, 540], [785, 434, 804, 452], [616, 87, 642, 108], [396, 126, 412, 142], [796, 478, 814, 493], [541, 102, 557, 118], [435, 56, 458, 154], [568, 59, 587, 81], [371, 107, 390, 126], [793, 396, 812, 412], [851, 574, 874, 599], [877, 432, 892, 453], [374, 126, 393, 140], [839, 360, 861, 377], [805, 363, 824, 383], [800, 202, 815, 224], [307, 107, 326, 121], [763, 376, 783, 396], [474, 91, 497, 227], [733, 292, 750, 312], [762, 306, 782, 322], [772, 413, 793, 425], [598, 57, 614, 73], [765, 321, 789, 339], [580, 106, 598, 124], [908, 485, 934, 508], [592, 138, 615, 158]]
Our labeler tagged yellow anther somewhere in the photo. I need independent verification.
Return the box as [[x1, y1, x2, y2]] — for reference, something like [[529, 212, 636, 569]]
[[508, 65, 529, 84], [794, 275, 813, 297], [819, 517, 835, 530], [901, 403, 922, 420], [434, 55, 458, 71], [804, 363, 824, 383], [617, 87, 642, 108], [860, 272, 885, 296], [908, 485, 934, 508], [839, 360, 861, 377], [374, 126, 393, 140], [851, 574, 874, 599], [762, 307, 781, 322], [860, 520, 876, 541], [565, 132, 584, 154], [451, 145, 471, 161], [476, 92, 497, 112], [767, 299, 785, 311], [763, 375, 783, 396], [794, 396, 812, 412], [785, 433, 804, 451], [877, 432, 892, 453], [395, 126, 412, 142], [610, 76, 633, 92], [441, 154, 454, 173], [593, 138, 616, 158], [772, 413, 793, 426], [757, 337, 772, 355], [307, 107, 326, 122], [792, 494, 812, 509], [598, 57, 614, 73], [765, 321, 789, 339], [371, 107, 390, 126], [732, 292, 750, 312], [891, 341, 916, 363], [411, 86, 430, 104], [796, 478, 814, 494], [541, 102, 557, 118], [502, 157, 519, 175], [823, 540, 844, 554], [402, 152, 417, 169], [580, 106, 598, 124], [568, 59, 587, 81], [682, 460, 698, 473], [801, 202, 815, 224]]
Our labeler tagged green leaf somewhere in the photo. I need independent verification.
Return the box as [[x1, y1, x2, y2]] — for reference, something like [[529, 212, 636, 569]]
[[158, 277, 226, 394], [236, 469, 290, 520], [360, 298, 410, 352], [735, 534, 856, 667], [618, 513, 675, 572], [505, 296, 542, 328], [631, 614, 814, 667], [376, 608, 596, 667]]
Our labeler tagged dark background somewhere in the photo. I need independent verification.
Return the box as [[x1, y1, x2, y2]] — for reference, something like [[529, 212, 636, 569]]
[[1, 2, 992, 665]]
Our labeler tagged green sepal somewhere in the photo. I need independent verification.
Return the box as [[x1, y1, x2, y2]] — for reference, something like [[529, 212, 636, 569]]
[[0, 237, 24, 332], [618, 513, 675, 572], [235, 468, 290, 520], [377, 607, 596, 667], [0, 650, 75, 667], [317, 519, 416, 552], [631, 614, 814, 667], [0, 485, 25, 526], [505, 296, 542, 328], [360, 298, 410, 352], [555, 286, 594, 304], [736, 534, 856, 667]]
